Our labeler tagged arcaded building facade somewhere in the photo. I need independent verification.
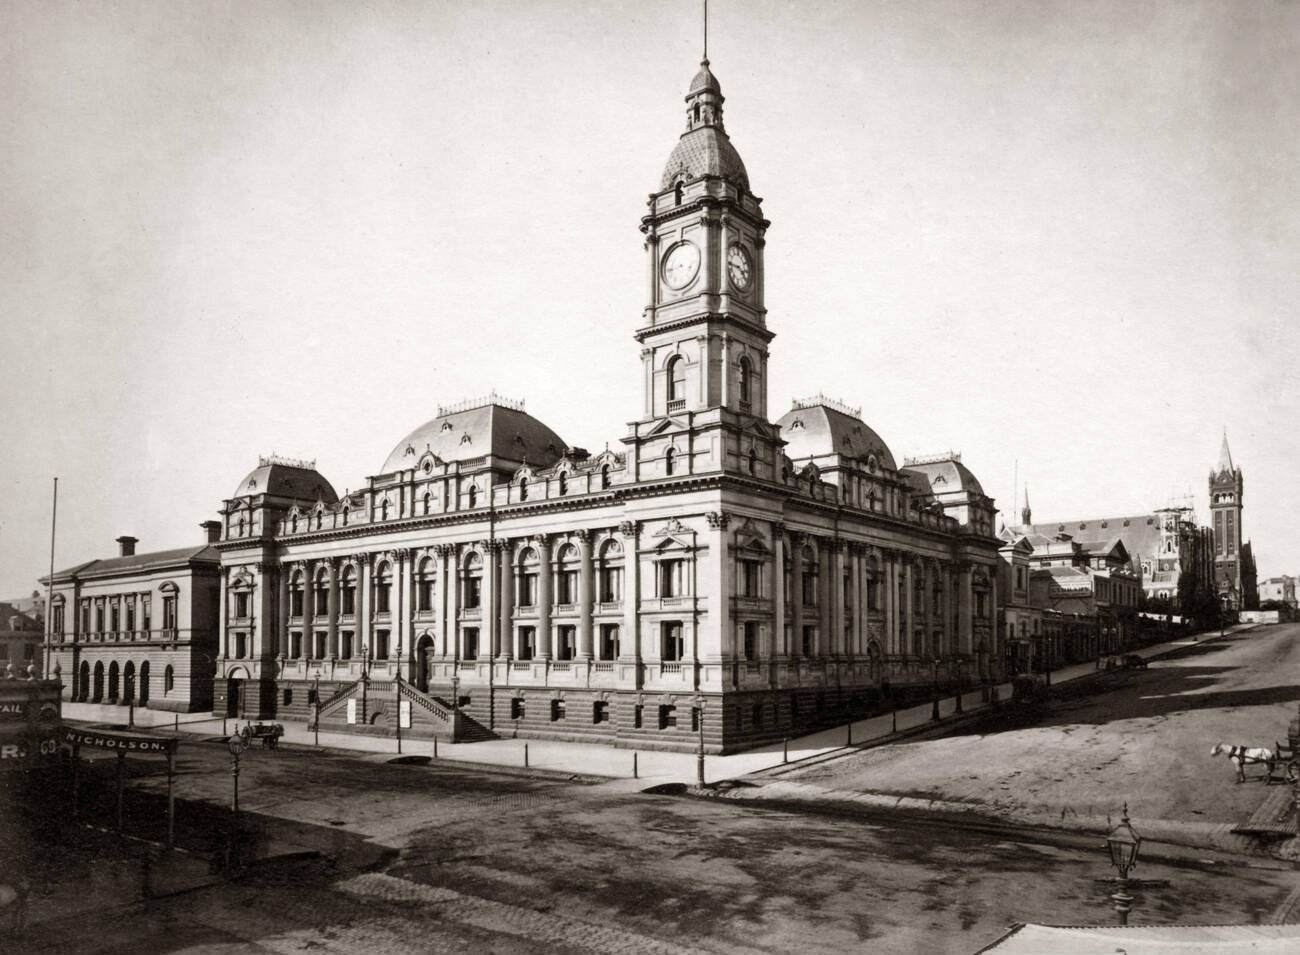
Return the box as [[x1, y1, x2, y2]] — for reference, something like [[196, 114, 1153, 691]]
[[210, 57, 1003, 752]]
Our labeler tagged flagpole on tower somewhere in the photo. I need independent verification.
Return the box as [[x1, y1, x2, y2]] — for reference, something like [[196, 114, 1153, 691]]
[[703, 1, 708, 62], [44, 476, 58, 680]]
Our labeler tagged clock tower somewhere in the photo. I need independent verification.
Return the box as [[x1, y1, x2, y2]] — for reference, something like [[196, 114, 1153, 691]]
[[1209, 431, 1245, 609], [626, 56, 782, 483]]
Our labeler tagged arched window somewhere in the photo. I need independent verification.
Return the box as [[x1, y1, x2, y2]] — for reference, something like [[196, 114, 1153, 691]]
[[340, 566, 357, 616], [422, 491, 432, 515], [380, 498, 389, 520], [342, 505, 349, 527], [674, 181, 683, 206], [516, 547, 540, 608], [665, 447, 676, 476], [164, 664, 174, 695], [468, 485, 478, 508], [374, 563, 391, 614], [314, 510, 322, 530], [289, 571, 304, 617], [598, 539, 624, 604], [237, 517, 245, 536], [462, 552, 483, 609], [739, 356, 752, 404], [558, 472, 567, 496], [557, 545, 580, 605], [417, 557, 436, 613], [519, 478, 529, 501], [313, 567, 329, 616], [601, 464, 611, 489], [748, 448, 757, 475], [667, 356, 686, 403], [290, 513, 298, 533]]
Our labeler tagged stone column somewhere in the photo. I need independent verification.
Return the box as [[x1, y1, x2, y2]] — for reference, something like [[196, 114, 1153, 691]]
[[498, 540, 514, 660], [719, 331, 731, 409], [218, 567, 230, 660], [705, 511, 731, 664], [276, 567, 289, 661], [790, 534, 805, 658], [830, 541, 845, 659], [356, 555, 370, 662], [619, 522, 640, 668], [903, 556, 915, 657], [771, 523, 785, 661], [577, 530, 594, 660], [327, 559, 339, 661], [851, 544, 864, 659], [535, 535, 552, 660], [478, 542, 495, 660], [959, 562, 974, 655], [395, 549, 410, 677], [302, 563, 316, 659]]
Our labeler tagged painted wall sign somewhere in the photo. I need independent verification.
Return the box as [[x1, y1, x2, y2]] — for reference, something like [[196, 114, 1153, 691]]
[[0, 702, 28, 720], [61, 727, 178, 755], [0, 736, 60, 763]]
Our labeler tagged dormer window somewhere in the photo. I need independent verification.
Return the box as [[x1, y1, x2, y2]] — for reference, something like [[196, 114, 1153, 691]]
[[468, 485, 478, 508], [665, 447, 676, 476], [601, 464, 611, 489], [674, 181, 683, 205], [558, 472, 568, 495], [441, 421, 453, 432], [519, 478, 529, 501]]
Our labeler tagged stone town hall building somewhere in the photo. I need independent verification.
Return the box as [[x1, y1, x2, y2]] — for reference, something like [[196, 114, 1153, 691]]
[[47, 55, 1003, 752]]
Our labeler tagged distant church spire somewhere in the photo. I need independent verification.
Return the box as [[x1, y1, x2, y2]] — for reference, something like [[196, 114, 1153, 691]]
[[1217, 429, 1234, 474], [1021, 486, 1032, 527]]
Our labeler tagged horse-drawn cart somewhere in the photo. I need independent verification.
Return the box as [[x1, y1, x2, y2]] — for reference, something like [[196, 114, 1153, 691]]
[[239, 721, 284, 750]]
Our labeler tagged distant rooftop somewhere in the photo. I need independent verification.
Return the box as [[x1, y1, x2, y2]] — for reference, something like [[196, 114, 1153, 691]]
[[903, 451, 962, 467], [437, 392, 525, 417], [791, 394, 861, 418], [258, 454, 316, 470]]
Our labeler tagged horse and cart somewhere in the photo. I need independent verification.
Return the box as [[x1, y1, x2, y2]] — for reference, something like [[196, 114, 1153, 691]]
[[1211, 741, 1298, 785], [238, 721, 284, 750]]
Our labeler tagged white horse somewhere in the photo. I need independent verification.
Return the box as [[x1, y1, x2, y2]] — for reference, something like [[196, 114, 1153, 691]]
[[1211, 743, 1274, 783]]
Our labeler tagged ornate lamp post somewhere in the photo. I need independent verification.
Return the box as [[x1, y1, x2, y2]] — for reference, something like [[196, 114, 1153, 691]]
[[451, 673, 461, 742], [696, 698, 706, 787], [227, 731, 249, 869], [1104, 803, 1142, 925], [360, 643, 369, 723]]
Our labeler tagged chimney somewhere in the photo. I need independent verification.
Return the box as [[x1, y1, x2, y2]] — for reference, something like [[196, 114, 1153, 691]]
[[201, 520, 222, 544], [116, 536, 138, 557]]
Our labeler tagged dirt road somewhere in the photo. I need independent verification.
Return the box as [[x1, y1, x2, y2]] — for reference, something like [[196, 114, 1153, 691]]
[[785, 624, 1300, 827]]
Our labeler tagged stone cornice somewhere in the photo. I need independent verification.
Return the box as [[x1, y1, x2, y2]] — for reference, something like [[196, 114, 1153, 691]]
[[634, 312, 775, 345]]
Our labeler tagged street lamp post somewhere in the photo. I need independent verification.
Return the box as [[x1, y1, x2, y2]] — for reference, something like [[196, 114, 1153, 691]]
[[1105, 803, 1142, 925], [227, 732, 249, 869], [451, 674, 460, 743], [360, 644, 369, 724]]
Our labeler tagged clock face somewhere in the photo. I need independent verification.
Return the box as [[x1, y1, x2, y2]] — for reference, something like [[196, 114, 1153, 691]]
[[661, 241, 701, 290], [727, 244, 752, 290]]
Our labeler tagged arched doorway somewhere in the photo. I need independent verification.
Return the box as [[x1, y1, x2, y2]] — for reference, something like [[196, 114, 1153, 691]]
[[123, 661, 136, 705], [107, 661, 120, 703], [92, 662, 104, 702], [416, 634, 434, 692], [78, 661, 90, 701], [226, 667, 248, 718], [139, 661, 150, 705]]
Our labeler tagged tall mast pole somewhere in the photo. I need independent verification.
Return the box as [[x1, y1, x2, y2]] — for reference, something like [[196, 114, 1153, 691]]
[[44, 476, 58, 680], [703, 0, 708, 62]]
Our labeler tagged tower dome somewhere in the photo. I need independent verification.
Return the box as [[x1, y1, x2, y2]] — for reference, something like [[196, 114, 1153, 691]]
[[660, 60, 750, 192]]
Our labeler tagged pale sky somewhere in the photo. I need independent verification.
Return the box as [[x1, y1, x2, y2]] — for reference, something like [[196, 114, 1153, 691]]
[[2, 0, 1297, 596]]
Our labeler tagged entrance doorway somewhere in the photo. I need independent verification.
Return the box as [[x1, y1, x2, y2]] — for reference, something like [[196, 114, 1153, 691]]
[[416, 635, 434, 692], [139, 661, 150, 705], [226, 679, 242, 717]]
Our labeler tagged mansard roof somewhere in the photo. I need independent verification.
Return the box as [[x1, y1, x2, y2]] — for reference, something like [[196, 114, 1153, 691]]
[[380, 397, 566, 476], [232, 457, 338, 504], [775, 400, 897, 472]]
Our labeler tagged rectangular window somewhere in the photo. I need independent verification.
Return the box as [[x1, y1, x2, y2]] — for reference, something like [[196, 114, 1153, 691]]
[[511, 697, 525, 721], [53, 605, 64, 635], [593, 701, 609, 724], [599, 624, 619, 660], [417, 578, 434, 613], [142, 598, 151, 632], [110, 604, 119, 633], [463, 627, 479, 660], [739, 560, 762, 598], [283, 688, 293, 706], [376, 584, 390, 614], [375, 629, 390, 660], [557, 625, 576, 661], [234, 592, 249, 619], [801, 626, 815, 657], [551, 699, 565, 721], [125, 602, 135, 632], [802, 571, 818, 606], [559, 570, 579, 605], [291, 632, 302, 659], [743, 621, 758, 661], [658, 559, 684, 597], [291, 589, 304, 617], [519, 573, 538, 607], [658, 704, 677, 730], [340, 630, 354, 659], [464, 577, 481, 609], [633, 704, 643, 729], [341, 587, 356, 616], [234, 632, 247, 658], [518, 626, 535, 660], [162, 596, 177, 631], [81, 603, 90, 634], [661, 622, 684, 661], [95, 605, 104, 633], [599, 567, 623, 603]]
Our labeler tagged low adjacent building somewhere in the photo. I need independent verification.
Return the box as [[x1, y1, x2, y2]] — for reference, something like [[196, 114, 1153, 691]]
[[42, 527, 221, 712]]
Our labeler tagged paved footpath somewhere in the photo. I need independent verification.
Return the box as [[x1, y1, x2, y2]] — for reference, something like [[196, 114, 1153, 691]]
[[62, 626, 1247, 789]]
